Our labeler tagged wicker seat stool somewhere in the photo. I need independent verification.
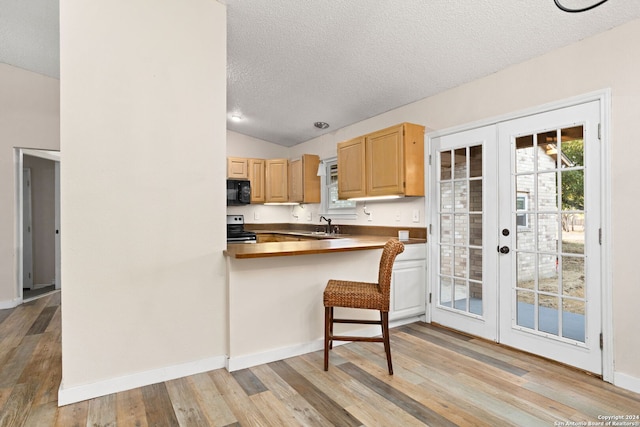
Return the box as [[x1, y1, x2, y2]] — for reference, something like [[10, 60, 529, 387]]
[[323, 239, 405, 374]]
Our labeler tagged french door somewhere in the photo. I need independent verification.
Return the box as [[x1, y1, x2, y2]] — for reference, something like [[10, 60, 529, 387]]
[[430, 100, 602, 374]]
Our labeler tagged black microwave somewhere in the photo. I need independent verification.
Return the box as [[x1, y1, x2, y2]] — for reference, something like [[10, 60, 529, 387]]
[[227, 179, 251, 205]]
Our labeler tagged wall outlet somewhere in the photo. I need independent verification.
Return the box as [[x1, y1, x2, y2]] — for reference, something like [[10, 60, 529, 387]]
[[395, 211, 401, 222], [412, 209, 420, 223], [367, 211, 373, 222], [254, 210, 260, 220], [306, 212, 312, 221]]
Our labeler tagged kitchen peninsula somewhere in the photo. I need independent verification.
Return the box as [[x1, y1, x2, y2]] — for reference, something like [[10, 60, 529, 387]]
[[224, 230, 427, 371]]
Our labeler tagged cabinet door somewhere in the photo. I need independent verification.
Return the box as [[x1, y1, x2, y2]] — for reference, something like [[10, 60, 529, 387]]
[[337, 136, 366, 199], [248, 159, 265, 203], [390, 259, 426, 321], [227, 157, 248, 179], [301, 154, 320, 203], [288, 158, 303, 202], [265, 159, 288, 202], [366, 125, 404, 196]]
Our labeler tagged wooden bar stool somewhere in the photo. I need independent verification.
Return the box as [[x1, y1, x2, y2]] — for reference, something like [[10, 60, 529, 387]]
[[323, 239, 405, 374]]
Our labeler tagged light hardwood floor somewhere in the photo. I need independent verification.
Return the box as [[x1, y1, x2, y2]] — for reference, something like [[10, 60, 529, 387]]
[[1, 291, 639, 426]]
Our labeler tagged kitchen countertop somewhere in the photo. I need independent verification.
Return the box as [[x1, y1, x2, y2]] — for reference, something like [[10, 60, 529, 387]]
[[224, 234, 426, 259]]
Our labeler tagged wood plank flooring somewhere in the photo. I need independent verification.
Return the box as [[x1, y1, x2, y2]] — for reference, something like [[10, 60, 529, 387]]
[[1, 292, 639, 426]]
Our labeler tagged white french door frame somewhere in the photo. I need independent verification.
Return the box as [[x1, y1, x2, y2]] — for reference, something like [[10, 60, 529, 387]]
[[426, 89, 613, 382]]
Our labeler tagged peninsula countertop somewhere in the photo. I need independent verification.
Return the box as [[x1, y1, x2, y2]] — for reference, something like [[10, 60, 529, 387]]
[[224, 234, 426, 259]]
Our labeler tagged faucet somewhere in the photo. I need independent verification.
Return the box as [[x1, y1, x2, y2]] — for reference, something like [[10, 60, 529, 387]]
[[319, 216, 332, 234]]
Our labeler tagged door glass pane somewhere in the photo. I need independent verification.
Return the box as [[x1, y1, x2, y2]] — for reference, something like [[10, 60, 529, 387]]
[[441, 182, 453, 211], [469, 145, 482, 178], [454, 247, 467, 277], [561, 169, 584, 211], [440, 151, 452, 179], [562, 299, 585, 342], [560, 126, 584, 168], [440, 245, 453, 276], [537, 172, 558, 210], [562, 226, 584, 254], [440, 276, 452, 307], [516, 252, 535, 290], [537, 130, 558, 171], [516, 214, 535, 250], [538, 253, 558, 293], [454, 214, 467, 245], [538, 295, 559, 335], [469, 179, 482, 212], [440, 214, 452, 244], [515, 135, 534, 173], [454, 181, 467, 210], [454, 279, 468, 310], [469, 280, 482, 315], [469, 248, 482, 281], [516, 290, 535, 328], [454, 148, 467, 178], [516, 175, 535, 208], [469, 214, 482, 246], [562, 256, 584, 298], [537, 213, 559, 252]]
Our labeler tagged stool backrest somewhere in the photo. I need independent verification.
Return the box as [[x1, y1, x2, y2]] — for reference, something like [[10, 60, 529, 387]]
[[377, 239, 405, 305]]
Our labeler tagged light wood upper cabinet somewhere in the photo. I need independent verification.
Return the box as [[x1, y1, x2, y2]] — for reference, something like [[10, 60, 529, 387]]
[[337, 136, 366, 199], [248, 158, 265, 203], [227, 157, 249, 179], [289, 154, 320, 203], [338, 123, 425, 199], [265, 158, 289, 203]]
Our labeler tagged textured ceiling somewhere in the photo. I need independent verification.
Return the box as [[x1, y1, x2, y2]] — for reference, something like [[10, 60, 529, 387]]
[[2, 0, 640, 146]]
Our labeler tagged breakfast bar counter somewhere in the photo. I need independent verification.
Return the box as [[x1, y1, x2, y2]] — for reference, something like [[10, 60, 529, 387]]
[[224, 235, 426, 259], [223, 230, 427, 372]]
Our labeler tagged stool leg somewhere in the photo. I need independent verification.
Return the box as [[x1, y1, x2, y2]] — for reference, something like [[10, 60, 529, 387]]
[[329, 307, 334, 349], [381, 311, 393, 375], [324, 306, 331, 371]]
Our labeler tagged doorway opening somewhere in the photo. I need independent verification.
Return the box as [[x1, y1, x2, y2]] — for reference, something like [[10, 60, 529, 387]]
[[427, 91, 612, 381], [15, 148, 61, 303]]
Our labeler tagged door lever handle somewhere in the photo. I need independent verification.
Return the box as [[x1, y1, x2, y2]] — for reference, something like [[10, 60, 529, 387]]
[[498, 246, 510, 254]]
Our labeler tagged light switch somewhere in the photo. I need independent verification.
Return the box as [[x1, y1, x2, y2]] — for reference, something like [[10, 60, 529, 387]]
[[254, 210, 260, 220], [412, 210, 420, 223]]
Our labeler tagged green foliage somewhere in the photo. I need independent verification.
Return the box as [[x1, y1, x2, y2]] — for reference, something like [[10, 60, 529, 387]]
[[561, 140, 584, 211]]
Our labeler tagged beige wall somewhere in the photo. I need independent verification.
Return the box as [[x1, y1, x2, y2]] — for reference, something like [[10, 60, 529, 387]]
[[59, 0, 227, 399], [0, 64, 60, 305], [297, 18, 640, 384]]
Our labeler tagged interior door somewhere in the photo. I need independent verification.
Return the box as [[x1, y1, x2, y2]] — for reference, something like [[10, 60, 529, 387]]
[[430, 125, 498, 340], [497, 101, 602, 374], [22, 168, 34, 290]]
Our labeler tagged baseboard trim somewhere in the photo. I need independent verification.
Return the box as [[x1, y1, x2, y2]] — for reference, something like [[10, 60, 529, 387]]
[[58, 355, 226, 406], [227, 315, 421, 372], [614, 371, 640, 394], [0, 297, 21, 309]]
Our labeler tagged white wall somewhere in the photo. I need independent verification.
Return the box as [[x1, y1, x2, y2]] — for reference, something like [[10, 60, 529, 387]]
[[59, 0, 227, 404], [0, 64, 59, 307]]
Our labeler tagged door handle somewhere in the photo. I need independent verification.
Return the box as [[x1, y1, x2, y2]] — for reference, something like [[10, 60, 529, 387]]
[[498, 246, 510, 254]]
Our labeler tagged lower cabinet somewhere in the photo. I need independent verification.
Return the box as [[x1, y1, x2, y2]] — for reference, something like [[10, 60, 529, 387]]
[[390, 243, 427, 321]]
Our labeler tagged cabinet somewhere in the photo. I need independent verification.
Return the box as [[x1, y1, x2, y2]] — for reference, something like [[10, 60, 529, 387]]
[[289, 154, 321, 203], [337, 122, 425, 199], [389, 243, 427, 321], [337, 136, 366, 199], [248, 159, 265, 203], [227, 157, 248, 179], [265, 158, 289, 203]]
